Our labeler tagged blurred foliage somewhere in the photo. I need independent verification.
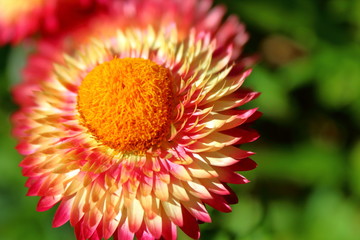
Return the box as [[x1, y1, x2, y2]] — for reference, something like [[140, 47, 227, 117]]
[[0, 0, 359, 239]]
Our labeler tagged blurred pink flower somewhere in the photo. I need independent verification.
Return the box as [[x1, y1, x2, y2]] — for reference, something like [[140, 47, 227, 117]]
[[0, 0, 109, 44]]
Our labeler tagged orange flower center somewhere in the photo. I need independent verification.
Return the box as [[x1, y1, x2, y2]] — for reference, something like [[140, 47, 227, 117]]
[[77, 58, 173, 153]]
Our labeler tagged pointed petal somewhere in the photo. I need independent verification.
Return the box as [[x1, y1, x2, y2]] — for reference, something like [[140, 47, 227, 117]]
[[230, 158, 257, 171], [161, 209, 177, 240], [37, 195, 62, 212], [214, 166, 250, 184], [117, 218, 134, 240], [145, 214, 162, 239], [203, 194, 232, 213], [53, 197, 74, 227], [128, 198, 144, 233], [182, 197, 211, 223], [154, 178, 169, 201], [162, 198, 183, 226], [180, 207, 200, 239]]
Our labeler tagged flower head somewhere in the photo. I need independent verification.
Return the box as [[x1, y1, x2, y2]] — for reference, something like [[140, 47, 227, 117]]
[[13, 1, 260, 240]]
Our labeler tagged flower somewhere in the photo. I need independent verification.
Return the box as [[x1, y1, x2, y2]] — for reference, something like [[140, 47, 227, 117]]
[[13, 1, 260, 240], [0, 0, 109, 44]]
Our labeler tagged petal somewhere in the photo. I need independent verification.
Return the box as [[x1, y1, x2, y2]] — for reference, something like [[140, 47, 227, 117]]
[[216, 108, 258, 131], [203, 91, 260, 112], [185, 179, 212, 199], [116, 218, 134, 240], [199, 178, 230, 195], [145, 214, 162, 239], [161, 212, 177, 240], [223, 184, 239, 204], [128, 198, 145, 233], [162, 198, 183, 227], [198, 148, 254, 167], [167, 161, 192, 181], [169, 178, 190, 202], [221, 127, 260, 144], [213, 166, 250, 184], [230, 158, 258, 171], [154, 178, 169, 201], [179, 207, 200, 239], [37, 195, 62, 212], [53, 197, 74, 227], [202, 194, 232, 213], [182, 197, 211, 223], [186, 131, 240, 153], [70, 188, 87, 226], [135, 222, 155, 240], [201, 69, 251, 105]]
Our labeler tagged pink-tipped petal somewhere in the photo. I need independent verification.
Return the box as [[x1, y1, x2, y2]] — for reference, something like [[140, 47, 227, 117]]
[[162, 199, 183, 227], [116, 218, 134, 240], [53, 198, 74, 228], [145, 215, 162, 239], [180, 207, 200, 239], [161, 212, 177, 240], [128, 198, 144, 233], [203, 194, 232, 213], [37, 195, 62, 212], [231, 158, 258, 171]]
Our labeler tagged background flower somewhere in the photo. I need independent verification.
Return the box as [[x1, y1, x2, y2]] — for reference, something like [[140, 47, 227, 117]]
[[0, 0, 109, 45]]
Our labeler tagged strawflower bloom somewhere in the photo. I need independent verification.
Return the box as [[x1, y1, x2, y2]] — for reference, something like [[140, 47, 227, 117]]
[[13, 1, 260, 240], [0, 0, 109, 44]]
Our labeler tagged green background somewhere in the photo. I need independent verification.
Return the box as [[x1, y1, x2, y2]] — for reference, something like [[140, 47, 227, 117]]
[[1, 0, 360, 239]]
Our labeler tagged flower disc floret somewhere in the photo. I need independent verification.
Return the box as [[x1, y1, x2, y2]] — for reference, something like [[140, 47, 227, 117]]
[[77, 58, 173, 153]]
